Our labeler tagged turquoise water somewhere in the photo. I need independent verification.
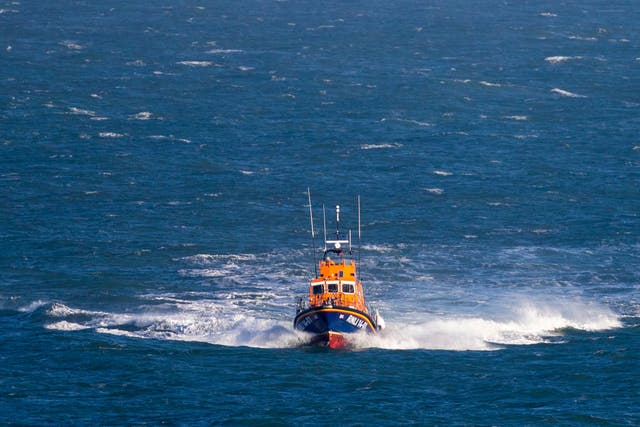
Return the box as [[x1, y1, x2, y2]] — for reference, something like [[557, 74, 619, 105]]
[[2, 0, 639, 424]]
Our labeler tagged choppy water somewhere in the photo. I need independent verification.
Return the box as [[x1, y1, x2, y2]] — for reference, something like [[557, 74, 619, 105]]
[[2, 0, 639, 425]]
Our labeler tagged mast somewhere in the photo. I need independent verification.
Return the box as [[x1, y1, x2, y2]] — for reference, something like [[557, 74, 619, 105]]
[[307, 188, 318, 276], [357, 195, 361, 266], [325, 204, 350, 258], [322, 204, 327, 251]]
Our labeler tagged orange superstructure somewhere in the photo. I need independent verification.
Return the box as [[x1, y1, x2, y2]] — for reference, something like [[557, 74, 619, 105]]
[[308, 256, 367, 313], [294, 195, 383, 349]]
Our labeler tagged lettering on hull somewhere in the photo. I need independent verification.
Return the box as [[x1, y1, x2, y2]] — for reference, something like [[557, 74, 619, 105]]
[[346, 314, 367, 329]]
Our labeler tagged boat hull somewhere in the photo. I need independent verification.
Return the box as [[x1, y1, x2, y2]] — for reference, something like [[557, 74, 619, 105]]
[[294, 306, 376, 348]]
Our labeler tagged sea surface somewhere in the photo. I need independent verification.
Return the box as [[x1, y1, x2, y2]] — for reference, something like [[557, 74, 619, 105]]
[[2, 0, 639, 425]]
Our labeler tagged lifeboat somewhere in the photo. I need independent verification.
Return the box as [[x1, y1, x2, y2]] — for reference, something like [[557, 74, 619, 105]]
[[294, 193, 383, 349]]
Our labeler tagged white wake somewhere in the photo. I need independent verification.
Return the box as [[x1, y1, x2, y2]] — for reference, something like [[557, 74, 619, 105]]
[[353, 298, 621, 351], [37, 296, 621, 351]]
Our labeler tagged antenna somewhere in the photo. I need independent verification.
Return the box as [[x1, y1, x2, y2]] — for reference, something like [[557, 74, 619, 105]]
[[357, 195, 362, 266], [307, 188, 318, 276], [322, 204, 327, 251], [325, 204, 351, 256], [357, 195, 361, 241]]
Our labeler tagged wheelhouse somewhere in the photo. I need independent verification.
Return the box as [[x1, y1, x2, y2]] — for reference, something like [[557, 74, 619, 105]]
[[307, 252, 367, 313]]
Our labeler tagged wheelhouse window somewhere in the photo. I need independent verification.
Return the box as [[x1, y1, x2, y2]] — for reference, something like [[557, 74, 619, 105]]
[[342, 283, 355, 293], [327, 283, 339, 293], [312, 284, 324, 295]]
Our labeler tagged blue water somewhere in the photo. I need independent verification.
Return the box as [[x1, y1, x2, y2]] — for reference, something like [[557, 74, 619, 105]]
[[2, 0, 639, 424]]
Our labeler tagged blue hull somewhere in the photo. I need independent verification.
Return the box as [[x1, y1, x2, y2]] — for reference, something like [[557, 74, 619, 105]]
[[293, 306, 377, 335]]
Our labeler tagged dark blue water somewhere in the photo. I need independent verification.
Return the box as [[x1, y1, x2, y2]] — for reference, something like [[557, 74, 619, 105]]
[[2, 0, 639, 424]]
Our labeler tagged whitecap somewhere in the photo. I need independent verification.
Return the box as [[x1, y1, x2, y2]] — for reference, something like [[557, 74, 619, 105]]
[[238, 66, 254, 71], [180, 253, 257, 264], [179, 268, 229, 278], [425, 188, 444, 195], [130, 111, 153, 120], [98, 132, 125, 138], [545, 56, 569, 63], [395, 118, 432, 127], [126, 59, 146, 66], [479, 81, 502, 87], [503, 115, 528, 121], [307, 25, 335, 31], [433, 170, 453, 176], [361, 244, 397, 253], [45, 321, 91, 331], [59, 40, 84, 50], [176, 61, 215, 67], [46, 302, 105, 318], [95, 328, 141, 338], [207, 49, 244, 54], [532, 228, 552, 234], [148, 135, 191, 143], [545, 55, 582, 63], [539, 12, 557, 17], [68, 107, 96, 116], [360, 143, 403, 150], [568, 35, 597, 41], [551, 88, 587, 98]]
